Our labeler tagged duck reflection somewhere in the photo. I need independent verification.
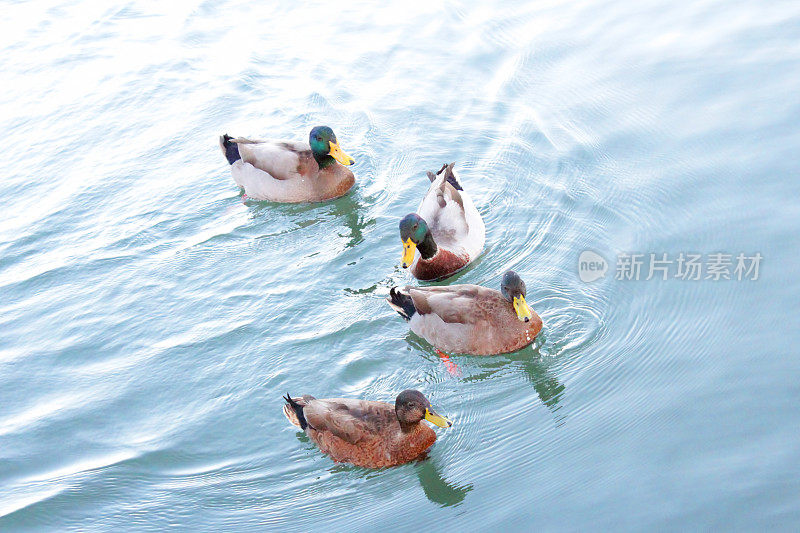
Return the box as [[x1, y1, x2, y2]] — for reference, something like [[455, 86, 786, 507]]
[[324, 192, 373, 249], [322, 451, 472, 506], [414, 457, 472, 507], [245, 189, 371, 249], [516, 353, 565, 412], [436, 336, 565, 414]]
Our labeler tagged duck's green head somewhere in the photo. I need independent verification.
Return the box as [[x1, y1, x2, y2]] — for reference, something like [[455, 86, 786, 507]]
[[399, 213, 432, 267], [500, 270, 533, 322], [309, 126, 354, 169]]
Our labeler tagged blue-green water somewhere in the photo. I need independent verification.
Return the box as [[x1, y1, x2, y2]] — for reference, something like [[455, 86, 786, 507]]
[[2, 0, 800, 530]]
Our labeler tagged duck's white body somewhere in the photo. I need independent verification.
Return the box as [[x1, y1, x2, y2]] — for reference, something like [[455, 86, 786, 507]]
[[406, 164, 485, 280], [416, 165, 485, 261], [220, 137, 355, 203]]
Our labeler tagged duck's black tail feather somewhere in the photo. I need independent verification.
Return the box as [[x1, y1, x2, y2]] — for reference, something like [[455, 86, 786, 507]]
[[283, 393, 309, 430], [430, 163, 463, 191], [387, 287, 417, 321], [220, 134, 241, 165], [442, 162, 463, 191]]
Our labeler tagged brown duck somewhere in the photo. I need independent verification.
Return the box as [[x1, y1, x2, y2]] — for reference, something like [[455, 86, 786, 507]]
[[387, 270, 543, 355], [283, 390, 451, 468]]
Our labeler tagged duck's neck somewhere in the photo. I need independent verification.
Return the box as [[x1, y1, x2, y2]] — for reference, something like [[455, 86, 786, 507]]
[[314, 153, 336, 170], [397, 419, 418, 434], [418, 231, 438, 260]]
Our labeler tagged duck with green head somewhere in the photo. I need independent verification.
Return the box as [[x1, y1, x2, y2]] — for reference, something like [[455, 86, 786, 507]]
[[219, 125, 355, 202], [399, 163, 485, 281]]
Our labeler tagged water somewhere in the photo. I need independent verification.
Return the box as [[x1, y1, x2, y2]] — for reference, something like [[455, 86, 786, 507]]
[[1, 0, 799, 530]]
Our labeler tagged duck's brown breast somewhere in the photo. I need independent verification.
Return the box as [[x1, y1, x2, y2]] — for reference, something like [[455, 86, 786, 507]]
[[311, 165, 355, 202], [309, 423, 436, 468], [412, 249, 469, 281]]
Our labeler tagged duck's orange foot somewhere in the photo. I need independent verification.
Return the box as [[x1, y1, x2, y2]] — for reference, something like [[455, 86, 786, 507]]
[[435, 349, 461, 377]]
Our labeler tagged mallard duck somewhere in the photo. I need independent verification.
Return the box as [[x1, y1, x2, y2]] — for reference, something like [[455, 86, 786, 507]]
[[387, 270, 542, 355], [283, 389, 451, 468], [219, 126, 355, 202], [399, 163, 485, 281]]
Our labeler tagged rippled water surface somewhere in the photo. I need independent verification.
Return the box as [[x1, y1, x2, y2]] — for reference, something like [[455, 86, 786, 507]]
[[2, 0, 800, 530]]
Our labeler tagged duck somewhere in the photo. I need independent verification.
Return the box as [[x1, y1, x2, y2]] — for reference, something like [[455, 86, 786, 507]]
[[219, 126, 355, 203], [283, 389, 451, 468], [387, 270, 543, 355], [399, 163, 485, 281]]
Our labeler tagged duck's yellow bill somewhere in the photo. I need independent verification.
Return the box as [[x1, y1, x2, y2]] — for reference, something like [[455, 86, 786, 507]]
[[328, 140, 354, 166], [513, 295, 533, 322], [401, 238, 417, 268], [425, 407, 452, 428]]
